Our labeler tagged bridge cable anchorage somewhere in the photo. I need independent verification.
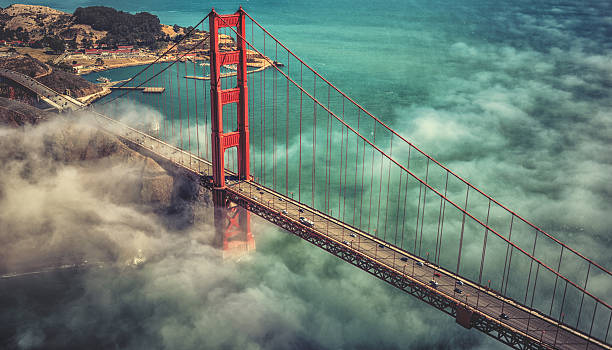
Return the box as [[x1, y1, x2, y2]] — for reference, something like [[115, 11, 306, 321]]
[[217, 13, 612, 315]]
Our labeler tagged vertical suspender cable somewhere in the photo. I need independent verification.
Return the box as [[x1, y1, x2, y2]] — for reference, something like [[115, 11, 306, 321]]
[[418, 159, 430, 256], [324, 85, 331, 212], [478, 200, 492, 284], [502, 215, 515, 295], [286, 50, 289, 195], [359, 138, 366, 229], [262, 34, 266, 184], [456, 186, 470, 275], [338, 99, 345, 217], [524, 229, 539, 304], [436, 171, 449, 266], [312, 74, 317, 208], [353, 110, 361, 226], [169, 64, 174, 138], [343, 123, 349, 221], [202, 60, 209, 160], [273, 41, 277, 190], [177, 61, 183, 149], [394, 171, 403, 246], [298, 64, 303, 201], [383, 138, 393, 241], [368, 127, 376, 233], [550, 246, 564, 315], [185, 61, 191, 154], [193, 61, 200, 158], [400, 147, 411, 250]]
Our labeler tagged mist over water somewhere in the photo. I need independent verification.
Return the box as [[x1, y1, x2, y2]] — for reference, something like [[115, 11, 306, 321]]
[[1, 0, 612, 349]]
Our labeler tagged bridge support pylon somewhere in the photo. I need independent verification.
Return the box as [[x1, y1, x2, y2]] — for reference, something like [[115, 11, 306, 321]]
[[210, 8, 253, 257], [209, 7, 250, 188]]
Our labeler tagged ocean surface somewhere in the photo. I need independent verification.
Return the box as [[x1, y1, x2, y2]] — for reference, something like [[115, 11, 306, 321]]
[[1, 0, 611, 349]]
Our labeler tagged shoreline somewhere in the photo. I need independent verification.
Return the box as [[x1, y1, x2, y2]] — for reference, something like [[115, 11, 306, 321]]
[[81, 57, 273, 105], [77, 56, 183, 75]]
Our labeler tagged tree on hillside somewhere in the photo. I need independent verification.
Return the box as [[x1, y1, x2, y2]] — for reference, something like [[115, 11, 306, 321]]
[[43, 36, 65, 53], [81, 38, 92, 49]]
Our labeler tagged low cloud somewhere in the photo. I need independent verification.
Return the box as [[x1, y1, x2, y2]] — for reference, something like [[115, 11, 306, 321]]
[[0, 113, 501, 349]]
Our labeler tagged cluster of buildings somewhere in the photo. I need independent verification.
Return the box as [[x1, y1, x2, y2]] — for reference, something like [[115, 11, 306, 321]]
[[81, 45, 140, 57], [0, 40, 31, 47]]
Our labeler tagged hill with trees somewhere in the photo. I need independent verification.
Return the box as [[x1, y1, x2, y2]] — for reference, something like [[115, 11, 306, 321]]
[[0, 4, 181, 51], [73, 6, 166, 49]]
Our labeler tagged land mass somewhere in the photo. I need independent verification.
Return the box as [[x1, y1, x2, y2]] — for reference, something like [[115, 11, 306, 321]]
[[0, 4, 272, 76]]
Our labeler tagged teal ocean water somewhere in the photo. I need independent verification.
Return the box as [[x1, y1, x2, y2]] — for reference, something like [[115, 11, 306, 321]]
[[1, 0, 611, 349]]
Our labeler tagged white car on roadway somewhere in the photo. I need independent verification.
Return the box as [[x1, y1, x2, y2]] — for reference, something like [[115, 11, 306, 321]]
[[299, 217, 314, 227]]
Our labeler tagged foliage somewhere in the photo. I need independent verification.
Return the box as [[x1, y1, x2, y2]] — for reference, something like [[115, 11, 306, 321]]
[[73, 6, 164, 49], [42, 36, 65, 53], [0, 26, 30, 42]]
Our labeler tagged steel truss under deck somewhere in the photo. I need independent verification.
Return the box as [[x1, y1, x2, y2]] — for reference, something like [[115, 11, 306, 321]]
[[221, 183, 554, 350]]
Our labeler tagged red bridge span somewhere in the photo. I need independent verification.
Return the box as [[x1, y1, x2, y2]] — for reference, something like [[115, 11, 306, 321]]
[[68, 8, 612, 350]]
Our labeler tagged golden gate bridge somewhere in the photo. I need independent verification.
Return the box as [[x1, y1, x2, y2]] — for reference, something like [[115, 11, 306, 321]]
[[4, 7, 611, 350]]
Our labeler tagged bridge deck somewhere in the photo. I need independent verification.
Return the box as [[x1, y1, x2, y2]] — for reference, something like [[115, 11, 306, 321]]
[[89, 110, 609, 350]]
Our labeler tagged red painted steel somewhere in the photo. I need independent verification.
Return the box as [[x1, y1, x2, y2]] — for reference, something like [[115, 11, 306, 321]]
[[220, 87, 241, 105], [223, 131, 240, 148], [219, 51, 240, 65], [209, 10, 225, 187], [218, 14, 240, 28], [236, 8, 250, 182], [209, 8, 250, 189]]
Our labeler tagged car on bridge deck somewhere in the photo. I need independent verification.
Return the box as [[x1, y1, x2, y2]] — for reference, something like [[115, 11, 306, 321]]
[[299, 217, 314, 227]]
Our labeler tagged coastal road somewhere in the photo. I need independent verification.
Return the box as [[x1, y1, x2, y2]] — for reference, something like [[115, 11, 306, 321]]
[[0, 67, 85, 112]]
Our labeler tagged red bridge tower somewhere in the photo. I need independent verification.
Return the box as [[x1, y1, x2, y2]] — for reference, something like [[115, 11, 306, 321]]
[[209, 8, 254, 256]]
